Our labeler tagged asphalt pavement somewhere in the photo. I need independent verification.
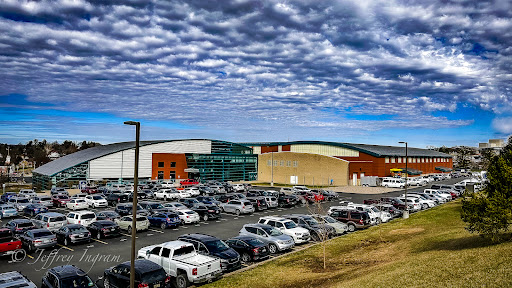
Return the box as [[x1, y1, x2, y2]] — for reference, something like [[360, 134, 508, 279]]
[[0, 178, 463, 286]]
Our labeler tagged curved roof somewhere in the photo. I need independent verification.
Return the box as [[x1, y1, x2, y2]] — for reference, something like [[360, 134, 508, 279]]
[[241, 141, 452, 158]]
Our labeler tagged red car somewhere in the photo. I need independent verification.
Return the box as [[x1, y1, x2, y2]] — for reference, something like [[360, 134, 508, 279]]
[[52, 195, 71, 208], [0, 228, 23, 257], [180, 179, 199, 187], [81, 186, 99, 194]]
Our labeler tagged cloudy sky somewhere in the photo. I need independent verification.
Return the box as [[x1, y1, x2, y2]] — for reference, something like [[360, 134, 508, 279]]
[[1, 0, 511, 148]]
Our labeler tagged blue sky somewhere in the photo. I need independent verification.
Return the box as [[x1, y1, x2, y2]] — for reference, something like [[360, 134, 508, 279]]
[[1, 0, 511, 148]]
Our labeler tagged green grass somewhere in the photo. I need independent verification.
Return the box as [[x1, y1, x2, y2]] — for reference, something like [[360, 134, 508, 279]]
[[204, 201, 512, 288]]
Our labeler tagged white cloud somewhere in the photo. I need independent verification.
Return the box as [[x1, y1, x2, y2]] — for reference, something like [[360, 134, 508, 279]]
[[492, 117, 512, 134]]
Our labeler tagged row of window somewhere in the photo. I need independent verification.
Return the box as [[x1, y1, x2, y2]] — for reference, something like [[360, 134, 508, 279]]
[[157, 162, 177, 168], [266, 160, 299, 167], [157, 171, 176, 179], [384, 157, 450, 164]]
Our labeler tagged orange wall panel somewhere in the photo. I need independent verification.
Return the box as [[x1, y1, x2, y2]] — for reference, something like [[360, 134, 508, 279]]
[[151, 153, 188, 180]]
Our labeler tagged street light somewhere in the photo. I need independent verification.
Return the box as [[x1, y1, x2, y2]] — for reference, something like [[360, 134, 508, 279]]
[[124, 121, 140, 288], [398, 141, 409, 219]]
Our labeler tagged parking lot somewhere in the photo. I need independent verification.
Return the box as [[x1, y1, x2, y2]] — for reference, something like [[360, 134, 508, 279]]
[[0, 178, 465, 286]]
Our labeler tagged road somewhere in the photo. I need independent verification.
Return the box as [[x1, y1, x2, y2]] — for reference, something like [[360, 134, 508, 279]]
[[0, 178, 463, 286]]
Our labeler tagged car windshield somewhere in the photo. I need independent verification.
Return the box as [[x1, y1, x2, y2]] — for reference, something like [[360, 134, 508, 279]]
[[175, 203, 186, 208], [371, 207, 380, 213], [18, 199, 30, 203], [33, 231, 53, 237], [81, 214, 95, 220], [92, 196, 103, 200], [151, 204, 164, 209], [185, 211, 196, 215], [204, 240, 230, 252], [40, 197, 51, 201], [51, 216, 67, 222], [136, 217, 147, 221], [18, 222, 33, 228], [58, 196, 69, 199], [262, 226, 282, 236], [245, 238, 265, 246], [284, 221, 297, 229], [69, 226, 88, 233], [323, 216, 337, 223], [140, 269, 166, 283], [61, 275, 94, 288], [2, 206, 15, 210], [105, 212, 118, 217], [304, 219, 319, 226]]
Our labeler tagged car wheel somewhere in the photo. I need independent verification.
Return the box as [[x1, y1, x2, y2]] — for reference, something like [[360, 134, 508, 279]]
[[64, 237, 69, 246], [127, 226, 132, 234], [348, 224, 356, 232], [268, 243, 278, 254], [96, 232, 102, 240], [312, 233, 320, 242], [241, 252, 251, 263], [175, 273, 189, 288], [278, 203, 284, 208], [164, 196, 167, 201], [203, 215, 209, 221], [160, 223, 166, 230], [103, 277, 110, 288], [235, 209, 241, 216]]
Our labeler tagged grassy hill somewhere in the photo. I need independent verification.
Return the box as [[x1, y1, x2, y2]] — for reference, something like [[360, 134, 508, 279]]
[[205, 201, 512, 288]]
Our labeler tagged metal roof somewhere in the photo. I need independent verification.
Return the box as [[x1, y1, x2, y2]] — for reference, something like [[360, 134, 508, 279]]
[[240, 141, 452, 158], [33, 140, 167, 177]]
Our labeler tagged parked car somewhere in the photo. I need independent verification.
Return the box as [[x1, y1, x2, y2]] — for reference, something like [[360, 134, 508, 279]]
[[328, 209, 372, 232], [66, 211, 97, 227], [184, 187, 201, 196], [225, 235, 270, 263], [66, 199, 88, 210], [32, 212, 67, 231], [162, 202, 189, 211], [87, 220, 121, 240], [0, 204, 18, 219], [246, 197, 268, 211], [50, 187, 69, 196], [264, 196, 279, 208], [220, 200, 254, 216], [42, 265, 97, 288], [239, 224, 295, 254], [55, 224, 91, 245], [0, 228, 23, 258], [106, 193, 129, 206], [258, 216, 310, 244], [0, 192, 18, 202], [31, 196, 53, 208], [190, 204, 221, 222], [19, 228, 57, 252], [115, 203, 149, 216], [277, 192, 298, 208], [128, 191, 150, 202], [18, 189, 37, 199], [3, 219, 36, 234], [70, 193, 88, 200], [175, 209, 200, 224], [196, 196, 221, 207], [178, 198, 203, 208], [232, 184, 246, 192], [95, 211, 120, 221], [282, 214, 336, 240], [103, 259, 171, 288], [81, 186, 99, 194], [381, 178, 406, 188], [52, 195, 71, 208], [7, 197, 32, 212], [23, 204, 49, 217], [115, 215, 149, 233], [85, 195, 108, 208], [0, 272, 36, 288], [138, 240, 222, 288], [178, 233, 241, 272], [313, 215, 348, 235], [138, 201, 167, 214], [147, 212, 181, 229]]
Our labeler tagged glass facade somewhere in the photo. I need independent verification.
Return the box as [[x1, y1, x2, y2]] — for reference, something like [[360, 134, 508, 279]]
[[185, 154, 257, 182], [33, 162, 89, 191]]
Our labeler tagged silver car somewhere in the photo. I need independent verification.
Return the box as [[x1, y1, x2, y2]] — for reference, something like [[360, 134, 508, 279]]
[[0, 272, 37, 288], [239, 223, 294, 254], [19, 228, 57, 252], [220, 200, 254, 216], [314, 214, 348, 235], [7, 197, 31, 212], [31, 196, 53, 207]]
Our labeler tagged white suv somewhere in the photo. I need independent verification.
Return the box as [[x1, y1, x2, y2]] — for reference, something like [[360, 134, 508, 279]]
[[381, 178, 406, 188], [66, 211, 97, 226], [258, 216, 310, 244], [154, 188, 180, 201], [292, 186, 311, 192]]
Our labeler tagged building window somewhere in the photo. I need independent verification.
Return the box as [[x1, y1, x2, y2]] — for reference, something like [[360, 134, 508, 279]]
[[391, 157, 396, 163], [157, 171, 164, 179], [408, 157, 412, 163], [273, 160, 279, 166], [421, 158, 424, 163], [398, 157, 402, 163], [413, 158, 417, 163], [158, 162, 164, 168], [169, 171, 176, 179], [267, 160, 271, 166], [170, 162, 176, 168], [280, 160, 284, 166], [286, 161, 291, 167], [385, 157, 389, 163], [293, 161, 298, 167]]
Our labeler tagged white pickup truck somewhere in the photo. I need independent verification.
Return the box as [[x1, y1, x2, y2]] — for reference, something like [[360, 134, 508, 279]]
[[138, 240, 222, 288]]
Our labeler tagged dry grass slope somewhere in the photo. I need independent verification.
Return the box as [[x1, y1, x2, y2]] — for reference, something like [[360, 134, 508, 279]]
[[204, 201, 512, 288]]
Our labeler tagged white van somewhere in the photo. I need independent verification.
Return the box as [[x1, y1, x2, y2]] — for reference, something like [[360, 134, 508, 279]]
[[66, 211, 97, 227], [381, 178, 406, 188]]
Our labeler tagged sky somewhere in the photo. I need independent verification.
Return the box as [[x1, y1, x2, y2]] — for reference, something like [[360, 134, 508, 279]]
[[1, 0, 511, 149]]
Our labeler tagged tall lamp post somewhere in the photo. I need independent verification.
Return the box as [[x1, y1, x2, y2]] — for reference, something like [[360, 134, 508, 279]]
[[124, 121, 140, 288], [398, 141, 409, 219]]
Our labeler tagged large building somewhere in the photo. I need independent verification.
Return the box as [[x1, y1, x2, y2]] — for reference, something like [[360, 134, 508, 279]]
[[33, 139, 257, 190], [244, 141, 453, 186]]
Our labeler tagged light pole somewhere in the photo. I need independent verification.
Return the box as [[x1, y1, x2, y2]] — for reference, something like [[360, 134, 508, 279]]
[[271, 151, 274, 186], [124, 121, 140, 288], [399, 141, 409, 219]]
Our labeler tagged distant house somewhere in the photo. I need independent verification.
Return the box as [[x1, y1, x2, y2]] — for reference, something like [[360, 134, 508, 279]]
[[48, 152, 61, 161]]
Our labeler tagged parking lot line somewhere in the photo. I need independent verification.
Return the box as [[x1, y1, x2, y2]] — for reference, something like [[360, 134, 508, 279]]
[[172, 229, 179, 231], [26, 254, 34, 259], [120, 233, 138, 238], [215, 221, 221, 223], [148, 228, 164, 234], [182, 226, 188, 229], [221, 219, 227, 221], [202, 222, 209, 225], [57, 244, 74, 251], [194, 224, 200, 227]]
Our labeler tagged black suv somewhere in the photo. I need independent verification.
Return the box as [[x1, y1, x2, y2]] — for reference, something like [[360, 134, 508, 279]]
[[178, 233, 241, 272], [277, 192, 297, 208], [189, 204, 221, 221], [103, 260, 170, 288], [42, 265, 97, 288], [115, 203, 149, 216], [106, 193, 128, 207], [246, 197, 268, 211], [328, 209, 371, 232], [282, 214, 336, 241]]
